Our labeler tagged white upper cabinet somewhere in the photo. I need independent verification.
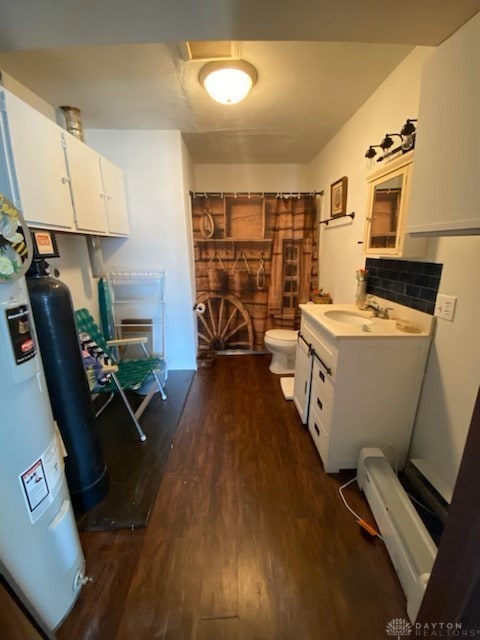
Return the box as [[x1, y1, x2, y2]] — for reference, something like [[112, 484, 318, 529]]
[[3, 88, 130, 237], [99, 156, 130, 236], [407, 13, 480, 236], [3, 89, 75, 230], [364, 151, 426, 257], [63, 133, 108, 234]]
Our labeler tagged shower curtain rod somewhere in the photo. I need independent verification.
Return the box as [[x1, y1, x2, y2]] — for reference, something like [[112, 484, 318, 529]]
[[190, 190, 324, 198]]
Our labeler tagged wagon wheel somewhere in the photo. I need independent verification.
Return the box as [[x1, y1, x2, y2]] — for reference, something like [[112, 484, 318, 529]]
[[197, 293, 254, 351]]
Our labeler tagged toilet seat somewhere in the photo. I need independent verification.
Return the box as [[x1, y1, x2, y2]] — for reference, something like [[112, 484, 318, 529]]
[[265, 329, 297, 343]]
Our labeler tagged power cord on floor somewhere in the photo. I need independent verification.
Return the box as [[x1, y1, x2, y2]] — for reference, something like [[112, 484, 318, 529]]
[[338, 477, 384, 540]]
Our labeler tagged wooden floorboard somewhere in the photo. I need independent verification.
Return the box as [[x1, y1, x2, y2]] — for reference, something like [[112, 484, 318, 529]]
[[58, 354, 407, 640], [76, 370, 194, 531]]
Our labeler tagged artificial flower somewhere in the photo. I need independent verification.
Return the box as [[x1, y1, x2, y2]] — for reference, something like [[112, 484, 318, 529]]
[[0, 254, 15, 277]]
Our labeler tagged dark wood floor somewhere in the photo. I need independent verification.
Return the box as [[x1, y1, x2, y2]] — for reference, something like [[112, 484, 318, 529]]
[[58, 355, 407, 640]]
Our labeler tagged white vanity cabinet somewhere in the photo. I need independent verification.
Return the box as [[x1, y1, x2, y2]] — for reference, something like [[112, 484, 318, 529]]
[[2, 89, 75, 231], [293, 334, 313, 423], [295, 306, 431, 473]]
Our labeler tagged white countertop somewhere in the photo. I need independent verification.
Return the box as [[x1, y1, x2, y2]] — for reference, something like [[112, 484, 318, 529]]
[[300, 301, 434, 339]]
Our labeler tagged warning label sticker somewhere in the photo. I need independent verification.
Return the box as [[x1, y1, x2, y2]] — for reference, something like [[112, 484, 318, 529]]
[[20, 459, 49, 515], [6, 304, 36, 365], [19, 437, 64, 523]]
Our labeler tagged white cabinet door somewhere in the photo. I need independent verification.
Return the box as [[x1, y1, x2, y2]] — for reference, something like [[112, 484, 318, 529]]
[[63, 133, 108, 234], [293, 335, 312, 424], [364, 152, 426, 257], [100, 157, 130, 236], [408, 13, 480, 236], [4, 90, 74, 230]]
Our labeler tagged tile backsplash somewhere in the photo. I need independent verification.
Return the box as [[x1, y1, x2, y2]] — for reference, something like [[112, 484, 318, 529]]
[[365, 258, 443, 314]]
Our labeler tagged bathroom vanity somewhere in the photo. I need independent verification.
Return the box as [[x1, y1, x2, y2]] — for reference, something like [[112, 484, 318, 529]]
[[293, 302, 433, 472]]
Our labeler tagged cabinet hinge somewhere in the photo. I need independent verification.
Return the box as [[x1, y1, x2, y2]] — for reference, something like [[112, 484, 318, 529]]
[[61, 133, 67, 149], [0, 92, 6, 113]]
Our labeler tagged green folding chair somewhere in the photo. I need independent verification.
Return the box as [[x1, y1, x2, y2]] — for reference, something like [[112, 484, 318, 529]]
[[75, 308, 167, 442]]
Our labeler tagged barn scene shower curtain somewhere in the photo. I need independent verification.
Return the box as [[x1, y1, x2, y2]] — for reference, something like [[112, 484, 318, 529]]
[[191, 193, 318, 354]]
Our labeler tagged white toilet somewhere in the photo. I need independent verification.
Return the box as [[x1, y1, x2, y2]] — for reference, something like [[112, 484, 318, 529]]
[[264, 329, 298, 374]]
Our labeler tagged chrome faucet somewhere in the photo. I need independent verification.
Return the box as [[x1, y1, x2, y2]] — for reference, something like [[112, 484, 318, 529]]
[[365, 296, 393, 319]]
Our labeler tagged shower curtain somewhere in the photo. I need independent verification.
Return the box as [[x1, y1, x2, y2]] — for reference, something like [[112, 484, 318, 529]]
[[191, 193, 318, 353]]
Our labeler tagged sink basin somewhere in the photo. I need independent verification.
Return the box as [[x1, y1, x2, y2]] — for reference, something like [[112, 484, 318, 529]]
[[324, 309, 373, 326]]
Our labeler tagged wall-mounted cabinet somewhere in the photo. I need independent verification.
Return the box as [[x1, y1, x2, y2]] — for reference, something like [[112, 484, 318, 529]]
[[1, 87, 130, 237], [63, 132, 108, 234], [100, 156, 130, 236], [407, 13, 480, 236], [364, 151, 426, 257], [3, 89, 75, 231]]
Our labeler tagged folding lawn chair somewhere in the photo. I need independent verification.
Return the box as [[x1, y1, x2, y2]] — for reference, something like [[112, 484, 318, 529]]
[[75, 308, 167, 442]]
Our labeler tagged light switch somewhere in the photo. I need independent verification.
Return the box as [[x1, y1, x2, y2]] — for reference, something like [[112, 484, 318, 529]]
[[434, 294, 457, 321]]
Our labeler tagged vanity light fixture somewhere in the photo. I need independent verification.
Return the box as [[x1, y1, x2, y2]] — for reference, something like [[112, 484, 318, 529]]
[[400, 119, 418, 151], [380, 133, 403, 151], [365, 119, 418, 162], [400, 119, 417, 136], [199, 60, 258, 105], [364, 145, 383, 159]]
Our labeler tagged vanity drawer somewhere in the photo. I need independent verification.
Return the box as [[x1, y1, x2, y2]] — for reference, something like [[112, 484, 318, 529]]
[[308, 409, 329, 467], [310, 356, 335, 432], [300, 320, 338, 378]]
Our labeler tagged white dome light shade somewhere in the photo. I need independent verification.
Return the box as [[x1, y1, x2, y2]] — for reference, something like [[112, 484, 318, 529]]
[[199, 60, 257, 105]]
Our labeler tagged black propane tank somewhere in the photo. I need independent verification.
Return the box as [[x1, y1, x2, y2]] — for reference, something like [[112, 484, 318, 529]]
[[26, 259, 108, 511]]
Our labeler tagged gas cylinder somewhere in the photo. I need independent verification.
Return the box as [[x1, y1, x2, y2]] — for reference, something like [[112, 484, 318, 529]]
[[27, 259, 108, 511]]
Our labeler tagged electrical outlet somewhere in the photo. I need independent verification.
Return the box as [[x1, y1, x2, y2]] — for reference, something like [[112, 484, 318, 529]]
[[434, 294, 457, 321]]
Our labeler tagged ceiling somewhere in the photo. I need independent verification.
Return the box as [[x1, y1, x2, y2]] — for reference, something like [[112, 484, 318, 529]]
[[0, 1, 479, 164]]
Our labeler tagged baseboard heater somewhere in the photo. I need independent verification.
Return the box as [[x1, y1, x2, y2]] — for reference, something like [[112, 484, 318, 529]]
[[357, 448, 437, 622]]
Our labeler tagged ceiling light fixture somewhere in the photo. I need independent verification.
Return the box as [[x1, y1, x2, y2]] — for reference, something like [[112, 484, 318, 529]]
[[199, 60, 257, 105]]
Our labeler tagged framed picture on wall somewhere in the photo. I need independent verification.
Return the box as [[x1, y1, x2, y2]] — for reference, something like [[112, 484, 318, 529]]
[[330, 176, 348, 217]]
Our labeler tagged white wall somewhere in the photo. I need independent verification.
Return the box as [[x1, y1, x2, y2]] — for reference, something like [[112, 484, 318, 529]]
[[194, 163, 311, 193], [49, 233, 98, 313], [1, 69, 56, 120], [307, 45, 480, 497], [308, 47, 433, 303], [180, 136, 198, 350], [412, 235, 480, 495], [85, 129, 197, 370], [180, 136, 196, 302]]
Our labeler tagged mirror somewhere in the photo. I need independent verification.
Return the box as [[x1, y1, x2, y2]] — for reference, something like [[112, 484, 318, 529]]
[[364, 154, 413, 256], [369, 173, 403, 249]]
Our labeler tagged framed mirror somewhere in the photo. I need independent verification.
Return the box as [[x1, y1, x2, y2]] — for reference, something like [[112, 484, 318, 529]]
[[364, 152, 414, 256]]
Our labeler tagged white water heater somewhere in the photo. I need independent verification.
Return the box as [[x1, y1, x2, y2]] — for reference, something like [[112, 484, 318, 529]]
[[0, 193, 86, 627]]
